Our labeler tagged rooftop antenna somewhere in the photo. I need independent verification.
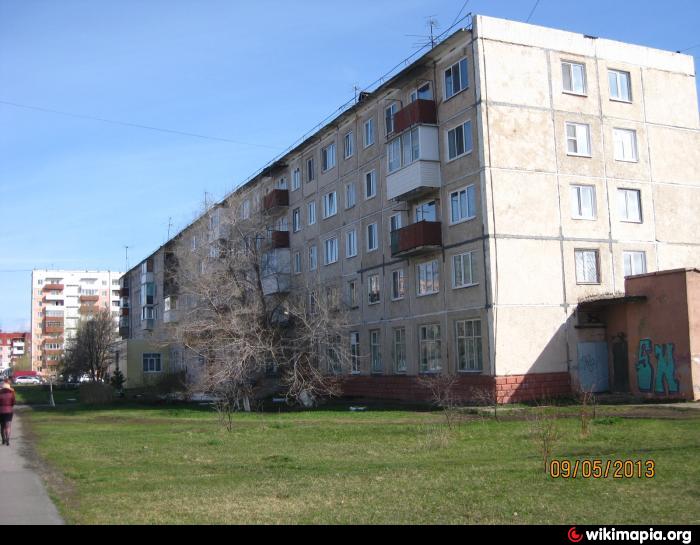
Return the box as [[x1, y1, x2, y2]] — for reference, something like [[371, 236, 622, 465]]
[[406, 16, 440, 49], [124, 246, 129, 272], [352, 84, 361, 102], [427, 16, 439, 48], [167, 216, 173, 240]]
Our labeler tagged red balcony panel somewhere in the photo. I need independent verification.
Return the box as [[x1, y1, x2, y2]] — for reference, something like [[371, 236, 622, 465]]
[[43, 283, 64, 291], [390, 221, 442, 257], [45, 325, 64, 334], [121, 307, 129, 317], [44, 349, 63, 356], [270, 230, 290, 248], [119, 287, 130, 297], [80, 294, 99, 303], [262, 189, 289, 212], [393, 99, 437, 134]]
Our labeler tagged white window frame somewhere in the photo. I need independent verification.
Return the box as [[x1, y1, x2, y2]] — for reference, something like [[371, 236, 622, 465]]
[[348, 280, 358, 308], [608, 69, 632, 102], [391, 269, 406, 300], [446, 120, 473, 161], [410, 81, 432, 102], [365, 170, 376, 199], [306, 157, 315, 182], [385, 103, 397, 135], [623, 251, 647, 277], [419, 324, 441, 373], [350, 331, 360, 374], [561, 61, 587, 95], [307, 200, 317, 225], [570, 185, 597, 220], [142, 353, 162, 373], [566, 122, 592, 157], [292, 168, 301, 191], [449, 185, 476, 225], [363, 117, 375, 148], [613, 128, 638, 163], [309, 246, 318, 271], [389, 213, 402, 243], [344, 131, 354, 159], [575, 249, 600, 285], [370, 329, 382, 373], [324, 237, 338, 265], [322, 142, 336, 172], [455, 319, 483, 372], [293, 251, 302, 274], [444, 57, 468, 100], [292, 207, 301, 232], [617, 188, 642, 223], [345, 182, 356, 209], [345, 229, 357, 258], [367, 222, 378, 252], [392, 327, 407, 374], [322, 191, 337, 219], [452, 251, 477, 289], [416, 260, 440, 296], [368, 274, 381, 305]]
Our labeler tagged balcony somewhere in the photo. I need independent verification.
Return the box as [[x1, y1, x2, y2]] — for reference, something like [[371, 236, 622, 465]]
[[80, 294, 99, 303], [140, 318, 155, 331], [262, 189, 289, 214], [79, 304, 98, 315], [393, 99, 437, 134], [119, 326, 130, 338], [261, 248, 291, 296], [386, 125, 441, 201], [119, 287, 130, 297], [43, 293, 64, 303], [44, 349, 63, 356], [269, 230, 290, 249], [44, 324, 64, 334], [262, 274, 291, 296], [43, 283, 64, 291], [121, 307, 129, 317], [390, 221, 443, 258]]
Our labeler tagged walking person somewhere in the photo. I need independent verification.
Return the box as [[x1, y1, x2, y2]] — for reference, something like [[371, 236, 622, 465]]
[[0, 379, 16, 446]]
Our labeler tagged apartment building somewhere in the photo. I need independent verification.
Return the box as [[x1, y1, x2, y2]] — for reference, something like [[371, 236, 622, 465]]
[[31, 269, 123, 374], [118, 15, 699, 400], [0, 332, 31, 370]]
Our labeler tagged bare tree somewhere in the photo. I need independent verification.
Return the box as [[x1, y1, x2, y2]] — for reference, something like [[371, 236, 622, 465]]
[[61, 308, 119, 382], [170, 196, 353, 425], [417, 373, 462, 429], [527, 403, 560, 474]]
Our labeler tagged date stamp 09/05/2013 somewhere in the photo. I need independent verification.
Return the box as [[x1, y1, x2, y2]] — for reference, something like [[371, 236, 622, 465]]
[[549, 459, 656, 479]]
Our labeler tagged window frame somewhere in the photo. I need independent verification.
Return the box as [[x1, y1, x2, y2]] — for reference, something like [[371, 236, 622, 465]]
[[613, 128, 639, 163], [617, 188, 643, 223], [350, 331, 360, 374], [455, 319, 483, 372], [370, 329, 382, 373], [363, 117, 375, 148], [322, 191, 337, 219], [452, 251, 478, 289], [419, 324, 442, 373], [345, 182, 356, 209], [291, 168, 301, 191], [623, 250, 647, 277], [574, 249, 601, 285], [307, 200, 317, 225], [391, 269, 406, 301], [364, 169, 377, 199], [570, 184, 597, 220], [367, 274, 381, 305], [444, 57, 469, 100], [608, 69, 632, 103], [306, 157, 315, 182], [416, 259, 440, 296], [142, 353, 162, 373], [449, 185, 476, 225], [345, 229, 357, 258], [565, 122, 592, 157], [344, 131, 354, 159], [321, 142, 336, 172], [324, 237, 339, 265], [561, 60, 588, 96], [292, 207, 301, 232], [392, 327, 407, 374], [446, 120, 474, 161], [308, 245, 318, 271], [367, 222, 379, 252], [293, 251, 302, 275]]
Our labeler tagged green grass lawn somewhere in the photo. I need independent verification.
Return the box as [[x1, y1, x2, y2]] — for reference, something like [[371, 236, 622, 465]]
[[14, 385, 80, 406], [25, 403, 700, 524]]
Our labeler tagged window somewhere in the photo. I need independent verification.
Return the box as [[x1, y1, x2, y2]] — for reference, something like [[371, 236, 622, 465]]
[[367, 223, 378, 251], [142, 353, 162, 373], [292, 168, 301, 191], [385, 103, 397, 135], [241, 200, 250, 219], [324, 237, 338, 265], [561, 61, 587, 94], [365, 170, 377, 199], [350, 332, 360, 374], [345, 182, 356, 208], [391, 269, 406, 300], [306, 157, 315, 182], [447, 121, 473, 160], [456, 319, 482, 371], [623, 251, 647, 277], [444, 57, 468, 99], [417, 260, 440, 295], [322, 192, 337, 218], [613, 128, 638, 162], [322, 143, 336, 171], [277, 177, 287, 190], [363, 118, 374, 148], [309, 246, 318, 271], [566, 122, 591, 156], [415, 200, 437, 222], [410, 82, 432, 102], [389, 214, 402, 241], [453, 251, 477, 288], [348, 280, 358, 307], [344, 132, 354, 159], [191, 235, 198, 250], [393, 327, 407, 373], [608, 69, 632, 102], [370, 329, 382, 373], [368, 274, 380, 304], [387, 127, 420, 173], [419, 324, 441, 372], [570, 185, 596, 220], [345, 229, 357, 258], [575, 249, 600, 284], [292, 208, 301, 232], [450, 186, 476, 223], [293, 252, 301, 274], [307, 201, 317, 225], [617, 189, 642, 223]]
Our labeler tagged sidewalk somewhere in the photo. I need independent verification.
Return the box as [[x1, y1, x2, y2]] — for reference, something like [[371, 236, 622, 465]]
[[0, 408, 64, 525]]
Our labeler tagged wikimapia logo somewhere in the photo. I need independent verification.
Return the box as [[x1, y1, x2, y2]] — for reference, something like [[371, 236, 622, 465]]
[[567, 527, 693, 544]]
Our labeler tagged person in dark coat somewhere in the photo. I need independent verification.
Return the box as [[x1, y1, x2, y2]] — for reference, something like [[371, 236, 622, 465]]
[[0, 379, 16, 446]]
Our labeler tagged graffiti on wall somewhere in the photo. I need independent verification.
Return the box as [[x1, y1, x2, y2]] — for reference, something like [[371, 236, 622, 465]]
[[636, 339, 680, 395]]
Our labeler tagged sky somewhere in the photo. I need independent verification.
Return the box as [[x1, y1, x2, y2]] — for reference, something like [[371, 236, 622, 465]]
[[1, 0, 699, 331]]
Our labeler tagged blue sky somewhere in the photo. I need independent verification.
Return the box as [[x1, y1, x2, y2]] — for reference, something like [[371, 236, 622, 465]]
[[1, 0, 698, 331]]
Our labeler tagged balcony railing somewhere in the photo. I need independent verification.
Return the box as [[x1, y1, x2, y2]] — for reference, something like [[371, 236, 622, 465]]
[[43, 283, 64, 291], [119, 287, 129, 297], [390, 221, 443, 258], [270, 230, 290, 248], [79, 294, 99, 303], [393, 99, 437, 134], [262, 189, 289, 213]]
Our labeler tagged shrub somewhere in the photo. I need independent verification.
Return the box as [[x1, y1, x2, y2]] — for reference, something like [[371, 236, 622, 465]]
[[79, 382, 115, 405]]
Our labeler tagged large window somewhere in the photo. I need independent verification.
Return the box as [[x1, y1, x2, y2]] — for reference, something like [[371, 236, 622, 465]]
[[368, 274, 381, 304], [575, 249, 600, 284], [617, 188, 642, 223], [387, 127, 419, 173], [345, 182, 356, 208], [322, 142, 336, 171], [306, 157, 315, 182], [417, 260, 440, 295], [623, 251, 647, 277], [324, 237, 338, 265], [444, 57, 468, 99], [385, 103, 398, 135], [566, 122, 592, 156], [393, 327, 407, 373], [608, 69, 632, 102], [345, 229, 357, 258], [447, 121, 473, 160], [292, 208, 301, 232], [348, 280, 358, 308], [364, 117, 375, 147], [350, 332, 360, 374], [293, 252, 301, 274], [415, 200, 437, 222], [613, 128, 638, 162], [561, 61, 587, 94], [391, 269, 406, 300], [309, 246, 318, 271], [453, 251, 477, 288], [456, 319, 482, 371], [570, 185, 596, 220], [365, 170, 377, 199], [142, 353, 162, 373], [370, 329, 382, 373], [450, 186, 476, 224], [367, 223, 378, 251], [307, 201, 317, 225], [322, 191, 337, 219], [344, 132, 354, 159], [419, 324, 441, 372], [410, 82, 432, 102], [292, 168, 301, 191]]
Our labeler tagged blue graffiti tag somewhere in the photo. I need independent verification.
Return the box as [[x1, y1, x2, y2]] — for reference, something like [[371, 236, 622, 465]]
[[636, 339, 653, 392], [636, 339, 680, 395]]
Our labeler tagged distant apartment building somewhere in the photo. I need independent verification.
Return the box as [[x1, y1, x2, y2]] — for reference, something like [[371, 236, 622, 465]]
[[117, 15, 699, 400], [31, 270, 123, 374], [0, 332, 31, 369]]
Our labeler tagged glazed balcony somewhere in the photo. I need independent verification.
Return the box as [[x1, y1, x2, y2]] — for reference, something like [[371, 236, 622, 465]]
[[390, 221, 443, 258], [44, 349, 63, 356], [262, 189, 289, 214], [43, 283, 64, 291], [269, 230, 290, 249], [119, 287, 129, 297], [80, 294, 99, 303], [393, 99, 437, 134], [44, 324, 64, 334], [386, 126, 441, 201], [43, 293, 64, 303]]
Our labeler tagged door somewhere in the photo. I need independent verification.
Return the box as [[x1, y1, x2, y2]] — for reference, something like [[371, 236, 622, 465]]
[[611, 334, 629, 392], [577, 341, 609, 393]]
